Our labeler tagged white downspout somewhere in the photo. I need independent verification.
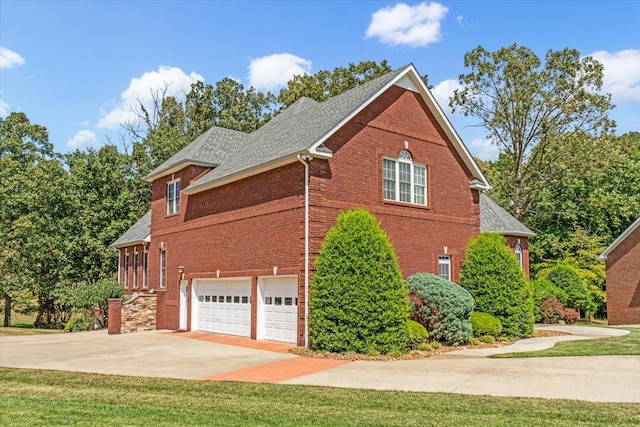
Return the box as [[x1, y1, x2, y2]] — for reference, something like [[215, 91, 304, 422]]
[[297, 154, 311, 347]]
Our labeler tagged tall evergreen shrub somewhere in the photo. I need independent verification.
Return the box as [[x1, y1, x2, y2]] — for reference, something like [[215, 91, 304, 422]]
[[460, 233, 534, 338], [309, 208, 409, 354]]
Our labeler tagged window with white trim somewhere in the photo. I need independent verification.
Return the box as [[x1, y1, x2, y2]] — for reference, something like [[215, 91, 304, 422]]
[[383, 150, 426, 205], [133, 252, 138, 288], [438, 255, 451, 281], [159, 249, 166, 288], [142, 250, 148, 288], [515, 244, 523, 269], [124, 253, 129, 288], [167, 180, 181, 214]]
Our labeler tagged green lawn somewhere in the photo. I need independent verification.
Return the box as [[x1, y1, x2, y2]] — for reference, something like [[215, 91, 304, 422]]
[[494, 328, 640, 358], [0, 327, 63, 336], [1, 368, 639, 426]]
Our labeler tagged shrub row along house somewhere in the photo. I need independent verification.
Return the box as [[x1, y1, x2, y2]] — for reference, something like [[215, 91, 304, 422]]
[[110, 64, 534, 345]]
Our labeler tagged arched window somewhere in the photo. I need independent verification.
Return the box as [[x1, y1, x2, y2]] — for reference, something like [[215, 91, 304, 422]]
[[514, 244, 523, 269], [382, 150, 427, 205]]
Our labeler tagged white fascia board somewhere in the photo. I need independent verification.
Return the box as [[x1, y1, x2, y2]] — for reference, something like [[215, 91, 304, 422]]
[[112, 238, 149, 249], [308, 64, 491, 189], [143, 160, 219, 182], [183, 150, 331, 195], [600, 217, 640, 259]]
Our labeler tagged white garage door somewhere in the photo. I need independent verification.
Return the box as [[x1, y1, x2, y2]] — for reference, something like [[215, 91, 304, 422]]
[[260, 277, 298, 344], [193, 279, 251, 337]]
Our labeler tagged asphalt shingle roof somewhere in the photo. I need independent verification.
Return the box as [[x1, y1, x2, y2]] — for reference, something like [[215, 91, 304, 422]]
[[480, 194, 535, 237], [112, 210, 152, 248], [144, 126, 248, 181], [185, 66, 409, 192]]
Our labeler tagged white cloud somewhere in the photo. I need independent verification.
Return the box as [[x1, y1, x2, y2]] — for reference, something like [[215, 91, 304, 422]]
[[97, 66, 204, 129], [431, 78, 463, 113], [0, 99, 9, 117], [67, 130, 98, 149], [590, 49, 640, 105], [365, 2, 448, 47], [248, 53, 312, 91], [469, 138, 500, 161], [0, 46, 25, 69]]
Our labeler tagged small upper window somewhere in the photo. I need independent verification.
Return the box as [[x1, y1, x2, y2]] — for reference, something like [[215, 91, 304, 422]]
[[167, 180, 181, 215], [383, 150, 426, 205], [515, 245, 523, 269], [438, 255, 451, 281]]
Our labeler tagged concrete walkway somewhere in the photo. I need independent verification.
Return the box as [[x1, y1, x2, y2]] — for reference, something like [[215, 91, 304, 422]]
[[284, 325, 640, 402], [1, 325, 639, 402]]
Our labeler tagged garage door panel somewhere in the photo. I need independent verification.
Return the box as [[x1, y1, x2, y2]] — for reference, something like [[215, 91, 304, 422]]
[[193, 280, 251, 337], [260, 277, 298, 344]]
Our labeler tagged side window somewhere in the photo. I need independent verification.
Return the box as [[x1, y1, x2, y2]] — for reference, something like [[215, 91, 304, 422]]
[[124, 253, 129, 288], [133, 252, 138, 288], [142, 250, 148, 288], [159, 249, 166, 288], [167, 180, 181, 215], [515, 245, 523, 269], [438, 255, 451, 281]]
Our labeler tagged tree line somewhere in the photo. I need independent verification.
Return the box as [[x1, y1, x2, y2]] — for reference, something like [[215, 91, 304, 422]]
[[1, 46, 638, 328]]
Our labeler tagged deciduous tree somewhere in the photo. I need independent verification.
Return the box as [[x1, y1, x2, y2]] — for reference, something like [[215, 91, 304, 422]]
[[451, 44, 614, 220]]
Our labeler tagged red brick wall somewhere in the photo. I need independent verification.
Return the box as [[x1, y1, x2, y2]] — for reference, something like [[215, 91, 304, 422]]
[[149, 162, 306, 330], [107, 299, 122, 334], [308, 86, 480, 282], [145, 85, 485, 342], [606, 226, 640, 325], [504, 235, 531, 278]]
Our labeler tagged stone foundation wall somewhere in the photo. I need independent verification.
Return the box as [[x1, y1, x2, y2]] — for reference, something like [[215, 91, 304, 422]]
[[109, 294, 157, 334]]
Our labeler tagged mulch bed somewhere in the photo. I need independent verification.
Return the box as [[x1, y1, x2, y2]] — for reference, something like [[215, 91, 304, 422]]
[[290, 328, 572, 361]]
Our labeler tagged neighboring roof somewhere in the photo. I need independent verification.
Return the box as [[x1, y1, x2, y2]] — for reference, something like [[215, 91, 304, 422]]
[[480, 194, 536, 238], [144, 126, 248, 182], [161, 63, 492, 195], [111, 210, 152, 248], [600, 216, 640, 259]]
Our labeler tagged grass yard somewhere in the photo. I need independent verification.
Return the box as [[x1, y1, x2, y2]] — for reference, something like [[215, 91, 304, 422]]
[[1, 368, 639, 426], [493, 327, 640, 358], [0, 309, 63, 336]]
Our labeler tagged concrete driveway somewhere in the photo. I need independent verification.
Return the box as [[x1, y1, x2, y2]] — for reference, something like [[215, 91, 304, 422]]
[[0, 329, 295, 379], [1, 325, 639, 402]]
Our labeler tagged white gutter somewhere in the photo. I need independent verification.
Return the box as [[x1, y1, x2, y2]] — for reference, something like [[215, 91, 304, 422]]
[[297, 154, 312, 347], [117, 249, 121, 284]]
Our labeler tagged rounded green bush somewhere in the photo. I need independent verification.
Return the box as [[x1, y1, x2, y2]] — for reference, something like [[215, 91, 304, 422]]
[[532, 279, 568, 322], [406, 319, 429, 349], [407, 273, 474, 346], [460, 233, 534, 339], [309, 208, 409, 354], [470, 311, 502, 337], [545, 264, 591, 316]]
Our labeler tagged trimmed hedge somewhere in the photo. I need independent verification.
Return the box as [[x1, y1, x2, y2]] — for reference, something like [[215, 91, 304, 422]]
[[407, 273, 474, 346], [470, 311, 502, 337], [309, 208, 409, 354], [460, 233, 534, 339]]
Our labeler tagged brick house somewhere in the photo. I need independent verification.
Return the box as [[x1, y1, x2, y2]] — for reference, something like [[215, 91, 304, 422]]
[[600, 217, 640, 325], [111, 64, 533, 345]]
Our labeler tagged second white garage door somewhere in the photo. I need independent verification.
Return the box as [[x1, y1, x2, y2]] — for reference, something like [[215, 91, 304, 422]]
[[259, 276, 298, 344], [193, 278, 251, 337]]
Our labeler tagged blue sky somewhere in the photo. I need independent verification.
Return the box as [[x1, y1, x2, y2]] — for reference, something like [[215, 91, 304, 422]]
[[1, 1, 639, 160]]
